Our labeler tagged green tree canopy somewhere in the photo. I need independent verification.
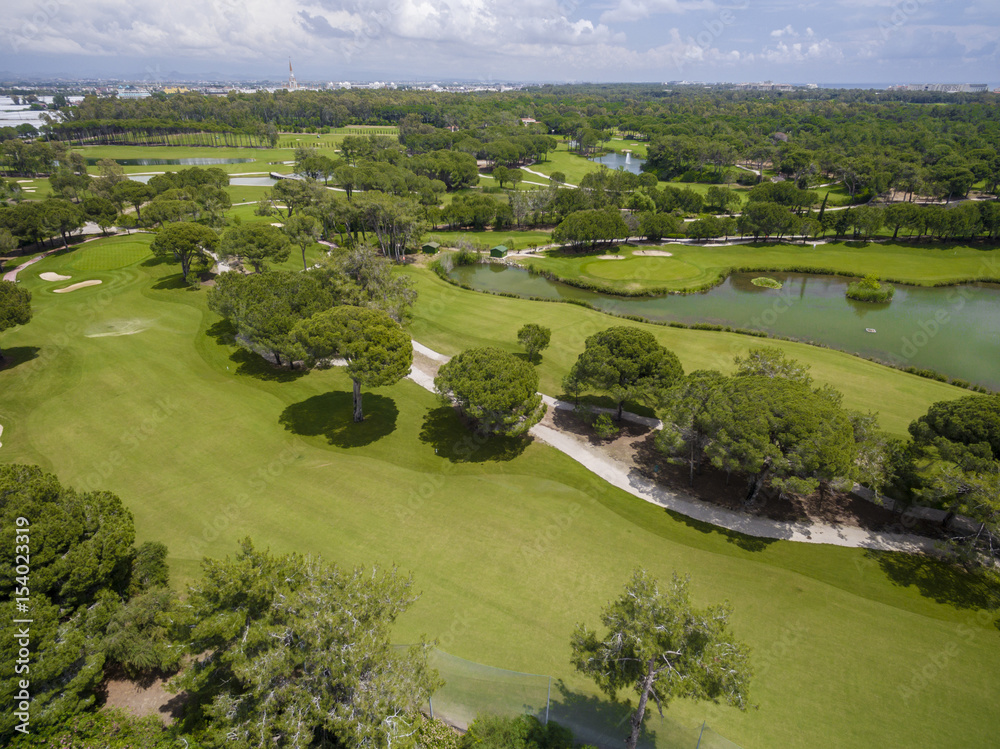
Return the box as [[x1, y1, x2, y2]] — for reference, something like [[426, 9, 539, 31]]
[[571, 569, 751, 749], [0, 465, 175, 740], [909, 394, 1000, 464], [220, 223, 292, 273], [209, 270, 333, 367], [656, 369, 728, 487], [516, 323, 551, 364], [173, 539, 439, 748], [149, 221, 220, 281], [435, 347, 545, 436], [733, 346, 813, 386], [565, 326, 683, 420], [317, 245, 417, 323], [705, 375, 856, 503], [0, 280, 31, 363], [294, 306, 412, 422]]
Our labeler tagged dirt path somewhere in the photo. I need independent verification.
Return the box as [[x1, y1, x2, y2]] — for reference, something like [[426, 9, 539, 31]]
[[407, 341, 939, 553]]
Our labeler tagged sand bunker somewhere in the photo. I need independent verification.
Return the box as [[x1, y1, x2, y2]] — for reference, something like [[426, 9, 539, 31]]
[[596, 255, 624, 260], [40, 272, 72, 282], [54, 280, 103, 293], [84, 319, 149, 338], [633, 250, 674, 257]]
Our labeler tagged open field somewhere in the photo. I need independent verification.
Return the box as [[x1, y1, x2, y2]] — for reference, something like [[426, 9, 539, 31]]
[[516, 241, 1000, 293], [2, 237, 998, 749]]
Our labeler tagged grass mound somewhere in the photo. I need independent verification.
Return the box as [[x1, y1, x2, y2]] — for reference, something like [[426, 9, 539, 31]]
[[751, 276, 782, 289]]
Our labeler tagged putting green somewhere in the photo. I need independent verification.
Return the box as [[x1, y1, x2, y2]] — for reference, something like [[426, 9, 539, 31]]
[[1, 237, 998, 749]]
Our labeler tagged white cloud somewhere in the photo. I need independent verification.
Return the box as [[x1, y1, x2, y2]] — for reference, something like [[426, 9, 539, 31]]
[[599, 0, 716, 25]]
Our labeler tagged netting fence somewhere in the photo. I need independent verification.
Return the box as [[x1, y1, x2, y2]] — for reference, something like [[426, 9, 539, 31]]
[[410, 647, 743, 749]]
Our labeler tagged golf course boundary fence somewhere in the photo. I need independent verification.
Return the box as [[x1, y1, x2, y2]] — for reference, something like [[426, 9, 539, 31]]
[[405, 647, 743, 749]]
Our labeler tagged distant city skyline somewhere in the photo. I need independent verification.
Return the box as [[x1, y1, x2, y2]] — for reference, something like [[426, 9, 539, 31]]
[[1, 0, 997, 85]]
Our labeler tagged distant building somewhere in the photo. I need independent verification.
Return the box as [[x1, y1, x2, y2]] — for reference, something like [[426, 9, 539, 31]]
[[733, 81, 795, 92], [116, 88, 150, 99], [893, 83, 988, 93], [287, 59, 298, 92], [520, 117, 538, 125], [489, 245, 509, 258]]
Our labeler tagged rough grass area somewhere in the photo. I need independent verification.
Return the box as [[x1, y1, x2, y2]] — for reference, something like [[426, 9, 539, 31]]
[[1, 237, 998, 749]]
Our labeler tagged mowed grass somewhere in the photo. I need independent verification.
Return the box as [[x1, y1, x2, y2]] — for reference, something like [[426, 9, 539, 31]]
[[517, 241, 1000, 293], [403, 265, 968, 437], [1, 238, 998, 748], [425, 229, 554, 250]]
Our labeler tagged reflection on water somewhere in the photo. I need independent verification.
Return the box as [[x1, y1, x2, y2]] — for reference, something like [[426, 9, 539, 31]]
[[589, 152, 646, 175], [449, 263, 1000, 389], [86, 157, 256, 166]]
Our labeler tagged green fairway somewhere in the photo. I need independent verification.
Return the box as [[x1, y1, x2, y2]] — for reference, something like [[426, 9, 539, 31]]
[[1, 237, 998, 749], [425, 229, 554, 249], [516, 241, 1000, 293]]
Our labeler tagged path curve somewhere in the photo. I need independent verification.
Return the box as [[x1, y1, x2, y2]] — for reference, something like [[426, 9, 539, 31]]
[[3, 248, 63, 282], [407, 340, 939, 554]]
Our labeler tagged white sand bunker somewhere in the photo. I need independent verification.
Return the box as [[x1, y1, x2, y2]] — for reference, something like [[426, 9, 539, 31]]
[[633, 250, 674, 257], [596, 255, 624, 260], [84, 319, 150, 338], [54, 280, 103, 293], [40, 272, 72, 282]]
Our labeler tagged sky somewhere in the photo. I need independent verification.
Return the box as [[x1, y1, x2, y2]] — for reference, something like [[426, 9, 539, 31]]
[[0, 0, 997, 84]]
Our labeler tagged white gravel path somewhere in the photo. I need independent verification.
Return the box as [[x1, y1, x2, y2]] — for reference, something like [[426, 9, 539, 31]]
[[407, 340, 940, 553]]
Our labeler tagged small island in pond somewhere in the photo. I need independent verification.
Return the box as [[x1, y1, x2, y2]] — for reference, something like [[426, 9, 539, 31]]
[[846, 274, 895, 303]]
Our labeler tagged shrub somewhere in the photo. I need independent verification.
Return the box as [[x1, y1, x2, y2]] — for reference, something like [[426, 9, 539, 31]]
[[593, 412, 619, 439], [460, 714, 573, 749], [846, 274, 895, 303], [418, 716, 462, 749]]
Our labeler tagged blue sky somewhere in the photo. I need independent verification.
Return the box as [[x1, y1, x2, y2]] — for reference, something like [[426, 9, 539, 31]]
[[1, 0, 997, 84]]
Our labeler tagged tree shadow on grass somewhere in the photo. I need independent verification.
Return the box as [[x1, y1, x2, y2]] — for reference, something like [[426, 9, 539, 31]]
[[205, 318, 236, 345], [280, 392, 398, 448], [151, 274, 190, 290], [0, 346, 41, 373], [230, 348, 308, 383], [419, 406, 531, 463], [665, 508, 780, 552], [545, 680, 665, 749], [864, 549, 1000, 615]]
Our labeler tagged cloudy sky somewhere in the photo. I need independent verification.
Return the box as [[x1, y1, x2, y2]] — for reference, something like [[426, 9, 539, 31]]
[[1, 0, 997, 84]]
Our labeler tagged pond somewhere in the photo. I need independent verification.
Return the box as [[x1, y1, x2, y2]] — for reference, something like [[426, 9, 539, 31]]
[[86, 157, 256, 166], [448, 263, 1000, 389], [127, 175, 276, 186], [590, 151, 646, 175]]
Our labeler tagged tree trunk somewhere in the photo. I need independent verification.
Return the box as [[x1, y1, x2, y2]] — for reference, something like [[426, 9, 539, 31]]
[[302, 245, 308, 272], [616, 400, 624, 422], [352, 378, 364, 422], [627, 659, 657, 749]]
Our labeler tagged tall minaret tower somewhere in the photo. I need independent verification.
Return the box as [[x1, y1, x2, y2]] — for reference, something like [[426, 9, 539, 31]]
[[288, 58, 298, 91]]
